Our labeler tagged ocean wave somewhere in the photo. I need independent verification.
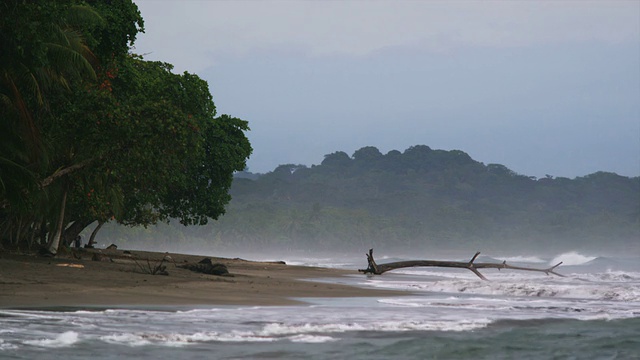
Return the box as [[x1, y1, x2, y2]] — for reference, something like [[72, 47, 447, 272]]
[[378, 296, 639, 321], [576, 270, 640, 283], [101, 328, 340, 346], [379, 297, 515, 312], [288, 334, 336, 343], [436, 280, 639, 302], [549, 252, 597, 266], [22, 331, 79, 348], [101, 331, 278, 346], [260, 319, 491, 334], [366, 276, 640, 302], [97, 318, 491, 347], [0, 339, 18, 351]]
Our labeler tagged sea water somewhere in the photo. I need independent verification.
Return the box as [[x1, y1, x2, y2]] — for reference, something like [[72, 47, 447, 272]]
[[1, 251, 639, 359]]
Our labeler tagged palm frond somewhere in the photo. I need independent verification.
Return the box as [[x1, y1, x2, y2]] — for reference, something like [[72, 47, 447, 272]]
[[45, 41, 96, 81], [66, 5, 105, 29]]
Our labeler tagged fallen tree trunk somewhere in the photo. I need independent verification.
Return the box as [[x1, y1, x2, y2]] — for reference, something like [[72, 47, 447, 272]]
[[358, 249, 564, 280]]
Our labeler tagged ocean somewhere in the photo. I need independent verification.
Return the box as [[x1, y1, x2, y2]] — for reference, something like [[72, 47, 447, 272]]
[[1, 251, 639, 359]]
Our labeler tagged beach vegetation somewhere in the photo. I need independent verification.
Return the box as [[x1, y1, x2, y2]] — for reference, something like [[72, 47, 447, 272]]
[[0, 0, 251, 253]]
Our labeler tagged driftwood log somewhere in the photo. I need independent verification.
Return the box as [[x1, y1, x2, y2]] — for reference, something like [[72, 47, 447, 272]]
[[177, 258, 230, 276], [358, 249, 564, 280]]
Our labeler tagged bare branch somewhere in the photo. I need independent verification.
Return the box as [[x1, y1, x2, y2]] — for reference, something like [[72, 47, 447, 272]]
[[40, 157, 95, 188], [359, 249, 565, 280]]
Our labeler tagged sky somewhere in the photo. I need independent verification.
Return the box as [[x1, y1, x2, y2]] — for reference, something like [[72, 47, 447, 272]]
[[132, 0, 640, 178]]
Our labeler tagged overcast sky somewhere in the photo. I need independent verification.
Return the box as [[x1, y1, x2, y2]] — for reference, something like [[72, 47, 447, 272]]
[[133, 0, 639, 178]]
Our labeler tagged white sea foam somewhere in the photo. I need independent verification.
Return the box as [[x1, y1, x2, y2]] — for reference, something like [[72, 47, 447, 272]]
[[101, 331, 278, 346], [101, 333, 152, 346], [260, 319, 490, 334], [364, 274, 640, 302], [388, 268, 544, 280], [102, 329, 341, 346], [578, 270, 640, 283], [23, 331, 79, 348], [261, 322, 364, 334], [97, 316, 492, 347], [0, 339, 18, 351], [550, 252, 597, 266], [288, 334, 336, 343]]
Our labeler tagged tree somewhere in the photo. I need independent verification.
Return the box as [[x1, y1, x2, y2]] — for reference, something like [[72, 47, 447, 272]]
[[48, 57, 252, 250], [352, 146, 383, 162], [0, 0, 252, 253], [320, 151, 351, 167], [0, 0, 106, 250], [0, 1, 102, 200]]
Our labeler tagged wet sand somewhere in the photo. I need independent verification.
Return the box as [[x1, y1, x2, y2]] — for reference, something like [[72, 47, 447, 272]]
[[0, 248, 403, 308]]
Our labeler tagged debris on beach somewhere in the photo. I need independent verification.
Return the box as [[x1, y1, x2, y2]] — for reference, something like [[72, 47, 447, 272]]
[[177, 258, 230, 276]]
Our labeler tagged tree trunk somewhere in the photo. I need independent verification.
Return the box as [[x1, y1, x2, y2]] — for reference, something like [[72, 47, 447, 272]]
[[87, 220, 104, 247], [62, 218, 94, 247], [46, 187, 68, 254], [38, 219, 48, 245], [359, 249, 564, 280]]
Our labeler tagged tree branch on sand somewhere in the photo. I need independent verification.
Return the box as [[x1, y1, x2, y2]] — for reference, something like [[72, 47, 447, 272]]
[[132, 257, 169, 276], [358, 249, 564, 280]]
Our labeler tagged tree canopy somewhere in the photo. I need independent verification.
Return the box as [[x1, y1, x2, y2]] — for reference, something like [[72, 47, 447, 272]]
[[0, 0, 252, 253]]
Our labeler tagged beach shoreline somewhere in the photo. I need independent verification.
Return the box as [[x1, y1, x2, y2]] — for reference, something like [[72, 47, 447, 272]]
[[0, 248, 404, 309]]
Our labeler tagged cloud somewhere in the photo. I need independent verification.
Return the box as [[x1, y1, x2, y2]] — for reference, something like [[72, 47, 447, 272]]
[[132, 1, 640, 177], [134, 0, 639, 72]]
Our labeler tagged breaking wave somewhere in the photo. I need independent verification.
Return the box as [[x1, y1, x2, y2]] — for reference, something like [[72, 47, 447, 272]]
[[98, 318, 490, 347], [23, 331, 80, 348], [550, 252, 597, 266], [434, 280, 638, 302], [0, 339, 18, 351], [367, 274, 640, 302]]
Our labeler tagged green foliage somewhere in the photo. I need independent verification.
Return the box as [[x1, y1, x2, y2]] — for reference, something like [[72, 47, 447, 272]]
[[0, 0, 100, 178], [0, 0, 251, 251]]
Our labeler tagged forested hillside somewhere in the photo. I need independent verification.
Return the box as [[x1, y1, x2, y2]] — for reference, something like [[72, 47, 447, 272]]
[[108, 145, 640, 255]]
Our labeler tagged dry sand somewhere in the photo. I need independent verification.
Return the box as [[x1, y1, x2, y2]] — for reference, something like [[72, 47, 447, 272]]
[[0, 248, 403, 308]]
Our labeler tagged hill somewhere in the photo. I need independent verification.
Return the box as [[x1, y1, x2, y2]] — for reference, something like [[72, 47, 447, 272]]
[[104, 145, 640, 255]]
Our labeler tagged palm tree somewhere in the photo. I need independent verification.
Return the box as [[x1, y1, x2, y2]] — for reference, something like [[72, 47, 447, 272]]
[[1, 2, 99, 161], [0, 1, 102, 251]]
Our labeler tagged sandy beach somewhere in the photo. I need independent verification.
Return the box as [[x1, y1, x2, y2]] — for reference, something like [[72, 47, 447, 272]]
[[0, 248, 403, 308]]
